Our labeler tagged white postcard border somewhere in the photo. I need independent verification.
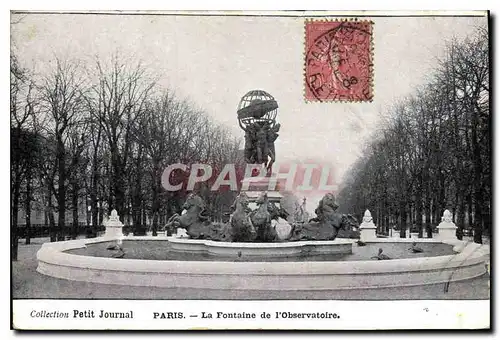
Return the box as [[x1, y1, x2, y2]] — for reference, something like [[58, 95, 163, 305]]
[[13, 299, 490, 330]]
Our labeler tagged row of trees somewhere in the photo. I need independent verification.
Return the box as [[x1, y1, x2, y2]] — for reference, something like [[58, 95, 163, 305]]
[[338, 28, 490, 244], [11, 54, 243, 260]]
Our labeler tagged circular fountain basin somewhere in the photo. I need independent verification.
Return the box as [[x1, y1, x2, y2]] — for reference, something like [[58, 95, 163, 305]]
[[36, 236, 489, 291], [166, 237, 353, 257]]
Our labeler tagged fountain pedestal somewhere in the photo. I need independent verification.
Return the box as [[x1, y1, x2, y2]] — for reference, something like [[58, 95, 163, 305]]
[[359, 210, 377, 241], [437, 209, 457, 240], [244, 190, 283, 207], [240, 175, 292, 240], [104, 210, 124, 238], [240, 174, 288, 206], [240, 176, 283, 200]]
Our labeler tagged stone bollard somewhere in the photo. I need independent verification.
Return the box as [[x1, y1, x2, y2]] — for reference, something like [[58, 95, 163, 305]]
[[391, 229, 400, 238], [359, 210, 377, 241], [104, 209, 124, 238], [437, 209, 457, 240]]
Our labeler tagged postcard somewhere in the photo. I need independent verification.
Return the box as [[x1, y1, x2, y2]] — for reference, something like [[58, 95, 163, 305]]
[[10, 10, 490, 330]]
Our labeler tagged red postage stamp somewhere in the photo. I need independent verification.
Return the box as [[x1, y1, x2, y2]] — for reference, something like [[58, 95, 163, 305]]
[[304, 20, 373, 102]]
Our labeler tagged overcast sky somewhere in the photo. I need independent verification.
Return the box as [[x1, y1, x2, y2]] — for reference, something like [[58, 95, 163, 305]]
[[11, 12, 487, 209]]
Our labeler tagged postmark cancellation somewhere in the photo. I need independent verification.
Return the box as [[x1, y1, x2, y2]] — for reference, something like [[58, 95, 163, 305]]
[[304, 19, 374, 102]]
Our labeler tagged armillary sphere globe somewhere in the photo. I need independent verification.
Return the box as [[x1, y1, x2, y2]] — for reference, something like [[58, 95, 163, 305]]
[[237, 90, 279, 130]]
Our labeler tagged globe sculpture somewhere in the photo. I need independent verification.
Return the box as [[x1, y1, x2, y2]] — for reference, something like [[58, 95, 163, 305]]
[[162, 90, 358, 243], [237, 90, 280, 175]]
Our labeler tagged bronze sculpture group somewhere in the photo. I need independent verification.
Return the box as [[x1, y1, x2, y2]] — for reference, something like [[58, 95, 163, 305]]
[[164, 90, 359, 242], [165, 192, 284, 242], [240, 120, 280, 176], [165, 191, 358, 242]]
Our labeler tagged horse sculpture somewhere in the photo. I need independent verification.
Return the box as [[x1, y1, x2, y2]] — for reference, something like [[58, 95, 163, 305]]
[[249, 192, 278, 242], [287, 193, 359, 241], [230, 193, 256, 242], [165, 193, 230, 241], [165, 192, 357, 242]]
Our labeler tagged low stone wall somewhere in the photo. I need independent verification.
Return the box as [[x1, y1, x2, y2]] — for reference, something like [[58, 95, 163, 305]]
[[36, 236, 489, 291]]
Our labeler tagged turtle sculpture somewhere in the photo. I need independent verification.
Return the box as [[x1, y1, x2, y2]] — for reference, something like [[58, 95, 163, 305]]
[[371, 248, 391, 260], [409, 242, 424, 253]]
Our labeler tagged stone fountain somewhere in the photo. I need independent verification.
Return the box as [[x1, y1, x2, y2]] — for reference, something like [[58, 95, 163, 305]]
[[35, 90, 490, 293], [164, 90, 358, 243]]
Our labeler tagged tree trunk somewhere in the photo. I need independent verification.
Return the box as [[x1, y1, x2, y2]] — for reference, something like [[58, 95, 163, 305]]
[[11, 124, 24, 261], [56, 138, 66, 241], [483, 203, 491, 237], [432, 199, 440, 234], [399, 203, 407, 238], [11, 179, 20, 261], [416, 191, 423, 238], [127, 197, 132, 227], [424, 201, 432, 238], [133, 204, 141, 235], [111, 150, 126, 218], [132, 172, 142, 235], [89, 158, 99, 238], [471, 114, 483, 244], [71, 181, 79, 239], [456, 194, 465, 240], [47, 179, 57, 242], [152, 212, 159, 236], [107, 188, 113, 217], [98, 201, 104, 226], [91, 202, 98, 238], [132, 145, 144, 235], [473, 192, 483, 244], [142, 202, 147, 228], [151, 163, 160, 236], [25, 166, 32, 245]]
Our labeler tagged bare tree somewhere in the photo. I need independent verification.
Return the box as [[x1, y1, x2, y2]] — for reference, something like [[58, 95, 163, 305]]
[[66, 125, 89, 239], [338, 27, 489, 243], [10, 54, 36, 259], [38, 58, 87, 241], [90, 55, 156, 220]]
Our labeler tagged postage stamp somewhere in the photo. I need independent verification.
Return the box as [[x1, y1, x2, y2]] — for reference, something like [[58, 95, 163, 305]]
[[9, 10, 490, 331], [304, 19, 374, 102]]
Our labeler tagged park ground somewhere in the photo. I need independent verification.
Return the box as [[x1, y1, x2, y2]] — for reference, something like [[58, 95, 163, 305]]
[[12, 237, 490, 300]]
